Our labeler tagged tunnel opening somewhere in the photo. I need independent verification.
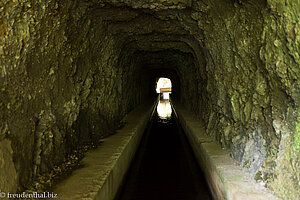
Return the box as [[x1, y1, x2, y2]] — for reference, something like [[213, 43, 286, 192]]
[[155, 77, 172, 100], [155, 77, 173, 121]]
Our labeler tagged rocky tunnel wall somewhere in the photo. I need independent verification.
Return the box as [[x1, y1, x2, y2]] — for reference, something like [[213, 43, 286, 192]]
[[0, 0, 299, 199], [0, 0, 151, 192], [190, 1, 300, 198]]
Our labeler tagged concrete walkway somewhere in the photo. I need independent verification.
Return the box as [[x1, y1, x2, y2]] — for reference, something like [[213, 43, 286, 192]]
[[51, 100, 157, 200], [172, 101, 278, 200]]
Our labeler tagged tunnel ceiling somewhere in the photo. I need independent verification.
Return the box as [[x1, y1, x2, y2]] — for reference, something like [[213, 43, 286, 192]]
[[89, 0, 192, 11], [87, 2, 207, 97], [87, 1, 204, 74]]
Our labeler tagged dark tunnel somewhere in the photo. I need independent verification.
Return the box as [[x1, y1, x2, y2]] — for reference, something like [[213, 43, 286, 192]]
[[0, 0, 299, 199]]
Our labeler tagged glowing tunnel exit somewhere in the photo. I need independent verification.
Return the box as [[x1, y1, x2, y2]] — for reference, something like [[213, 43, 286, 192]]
[[156, 78, 172, 121], [156, 77, 172, 100]]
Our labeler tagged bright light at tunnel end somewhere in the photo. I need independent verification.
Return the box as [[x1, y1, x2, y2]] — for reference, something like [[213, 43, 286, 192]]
[[156, 77, 172, 100], [156, 77, 172, 120]]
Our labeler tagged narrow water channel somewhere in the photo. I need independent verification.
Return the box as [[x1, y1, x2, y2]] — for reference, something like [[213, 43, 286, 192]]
[[116, 100, 213, 200]]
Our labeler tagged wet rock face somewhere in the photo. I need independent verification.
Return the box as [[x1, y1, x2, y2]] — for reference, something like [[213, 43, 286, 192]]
[[0, 0, 299, 198]]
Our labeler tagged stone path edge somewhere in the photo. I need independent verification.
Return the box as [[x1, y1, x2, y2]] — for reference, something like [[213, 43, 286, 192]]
[[52, 99, 158, 200], [172, 101, 278, 200]]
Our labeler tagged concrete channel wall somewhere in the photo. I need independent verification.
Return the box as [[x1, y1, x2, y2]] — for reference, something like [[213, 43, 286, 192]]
[[172, 101, 278, 200], [53, 100, 157, 200]]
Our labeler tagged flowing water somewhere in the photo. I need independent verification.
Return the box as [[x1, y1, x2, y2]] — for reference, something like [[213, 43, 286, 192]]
[[117, 100, 213, 200]]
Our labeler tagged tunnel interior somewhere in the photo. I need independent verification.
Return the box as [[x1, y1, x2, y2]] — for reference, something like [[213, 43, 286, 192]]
[[0, 0, 299, 199]]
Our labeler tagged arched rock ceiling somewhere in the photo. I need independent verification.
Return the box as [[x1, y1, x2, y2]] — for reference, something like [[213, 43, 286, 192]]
[[88, 0, 192, 11], [87, 3, 205, 73]]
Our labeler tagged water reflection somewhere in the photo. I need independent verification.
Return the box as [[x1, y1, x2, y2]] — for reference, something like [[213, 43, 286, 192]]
[[157, 100, 172, 121]]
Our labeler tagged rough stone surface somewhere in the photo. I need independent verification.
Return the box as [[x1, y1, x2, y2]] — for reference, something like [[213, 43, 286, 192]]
[[0, 0, 299, 198], [0, 0, 149, 191], [173, 101, 277, 200], [188, 1, 300, 198], [53, 100, 156, 200], [0, 139, 18, 193]]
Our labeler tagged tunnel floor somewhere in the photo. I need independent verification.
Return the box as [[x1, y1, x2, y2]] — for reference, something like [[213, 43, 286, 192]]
[[116, 100, 213, 200]]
